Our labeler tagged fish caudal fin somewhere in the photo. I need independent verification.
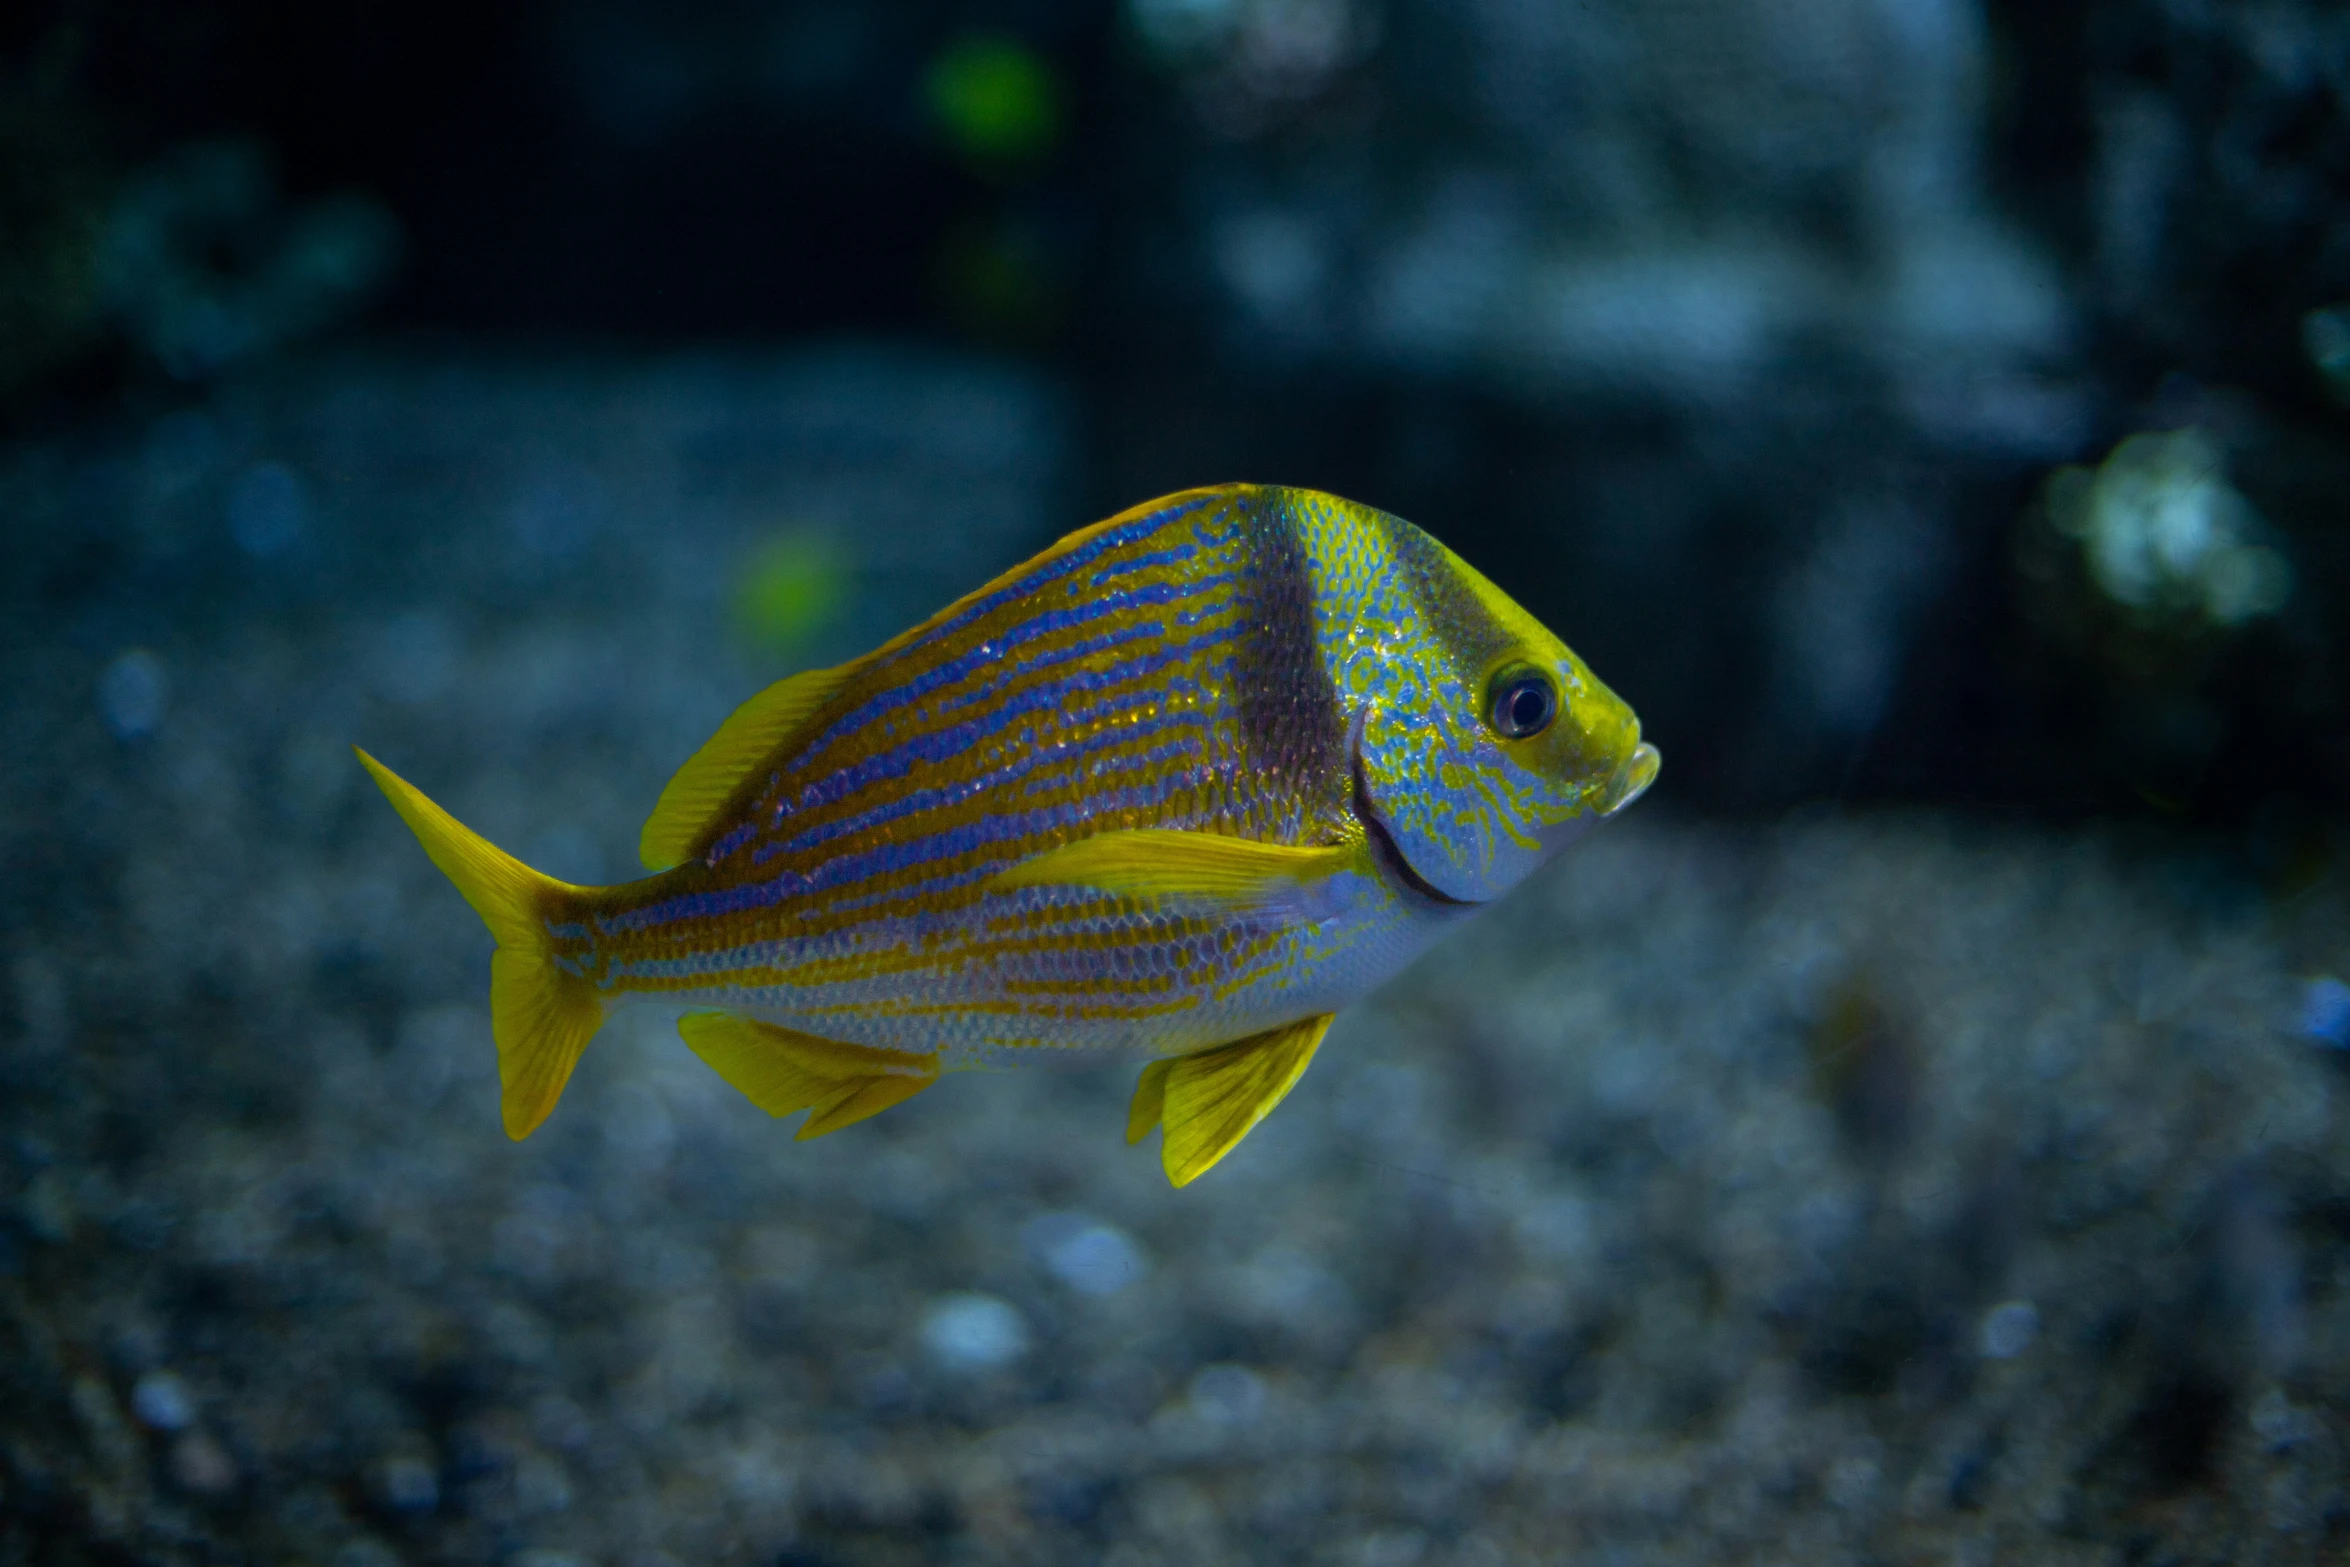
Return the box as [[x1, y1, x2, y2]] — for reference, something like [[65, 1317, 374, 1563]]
[[1128, 1014, 1332, 1186], [354, 748, 606, 1140], [678, 1012, 938, 1139]]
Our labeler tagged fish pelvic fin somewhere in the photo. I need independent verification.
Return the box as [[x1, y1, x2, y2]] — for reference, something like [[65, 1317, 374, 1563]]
[[989, 829, 1358, 909], [1127, 1059, 1172, 1145], [1132, 1014, 1333, 1187], [678, 1012, 938, 1139], [354, 748, 606, 1141], [640, 658, 867, 871]]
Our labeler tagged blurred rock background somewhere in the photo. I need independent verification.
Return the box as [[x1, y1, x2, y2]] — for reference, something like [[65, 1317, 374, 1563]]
[[3, 0, 2344, 819], [2, 0, 2348, 1563]]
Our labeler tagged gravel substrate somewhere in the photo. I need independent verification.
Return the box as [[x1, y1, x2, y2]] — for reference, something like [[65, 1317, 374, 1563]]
[[4, 351, 2347, 1565]]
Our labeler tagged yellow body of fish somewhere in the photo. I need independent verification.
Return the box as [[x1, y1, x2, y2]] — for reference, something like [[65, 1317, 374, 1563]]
[[360, 484, 1657, 1184]]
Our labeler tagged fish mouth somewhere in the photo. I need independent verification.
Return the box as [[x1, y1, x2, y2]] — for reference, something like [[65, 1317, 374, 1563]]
[[1603, 741, 1661, 817], [1349, 722, 1479, 908]]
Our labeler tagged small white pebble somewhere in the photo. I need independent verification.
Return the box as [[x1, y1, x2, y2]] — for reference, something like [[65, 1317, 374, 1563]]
[[98, 650, 168, 739], [1188, 1363, 1267, 1425], [920, 1293, 1029, 1371], [130, 1370, 195, 1432], [1979, 1300, 2040, 1360], [1825, 1454, 1881, 1509], [1024, 1212, 1148, 1297]]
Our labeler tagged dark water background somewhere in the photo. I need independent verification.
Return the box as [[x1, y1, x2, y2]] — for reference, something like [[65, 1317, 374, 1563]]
[[3, 2, 2348, 1562]]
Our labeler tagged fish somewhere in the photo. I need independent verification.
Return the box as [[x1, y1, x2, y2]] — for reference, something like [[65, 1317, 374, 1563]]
[[357, 483, 1659, 1186]]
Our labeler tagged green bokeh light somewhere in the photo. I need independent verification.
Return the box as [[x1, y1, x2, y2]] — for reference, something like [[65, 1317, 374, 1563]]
[[736, 530, 848, 650], [925, 37, 1061, 167]]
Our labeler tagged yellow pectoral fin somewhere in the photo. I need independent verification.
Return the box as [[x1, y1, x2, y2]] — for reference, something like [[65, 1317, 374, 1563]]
[[1148, 1014, 1333, 1187], [677, 1012, 937, 1139], [989, 829, 1356, 908], [639, 658, 867, 871]]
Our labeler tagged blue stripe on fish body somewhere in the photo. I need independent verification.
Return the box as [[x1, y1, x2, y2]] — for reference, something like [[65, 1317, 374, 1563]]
[[563, 492, 1368, 1044]]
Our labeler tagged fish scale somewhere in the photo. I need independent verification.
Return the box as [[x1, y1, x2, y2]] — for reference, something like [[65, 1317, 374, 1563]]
[[358, 483, 1658, 1184]]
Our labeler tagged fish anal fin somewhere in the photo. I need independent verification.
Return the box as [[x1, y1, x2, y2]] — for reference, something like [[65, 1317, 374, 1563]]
[[1127, 1058, 1172, 1145], [990, 829, 1356, 908], [1155, 1014, 1333, 1187], [678, 1011, 936, 1137], [640, 659, 866, 871], [801, 1073, 934, 1139]]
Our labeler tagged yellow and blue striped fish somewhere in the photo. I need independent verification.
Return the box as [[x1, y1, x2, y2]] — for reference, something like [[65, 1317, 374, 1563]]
[[358, 484, 1658, 1185]]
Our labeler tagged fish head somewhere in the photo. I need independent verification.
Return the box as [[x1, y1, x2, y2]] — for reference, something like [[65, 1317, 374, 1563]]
[[1346, 519, 1658, 905]]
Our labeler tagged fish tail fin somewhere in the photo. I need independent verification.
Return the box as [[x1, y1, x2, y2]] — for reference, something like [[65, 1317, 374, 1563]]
[[355, 748, 608, 1140]]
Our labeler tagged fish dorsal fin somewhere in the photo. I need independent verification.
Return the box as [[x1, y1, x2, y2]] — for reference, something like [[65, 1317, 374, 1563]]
[[989, 829, 1357, 907], [677, 1011, 937, 1139], [639, 660, 864, 870], [641, 489, 1244, 875], [1128, 1014, 1333, 1186]]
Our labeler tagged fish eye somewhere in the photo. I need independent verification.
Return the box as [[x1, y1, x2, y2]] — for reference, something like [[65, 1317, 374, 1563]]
[[1486, 668, 1557, 740]]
